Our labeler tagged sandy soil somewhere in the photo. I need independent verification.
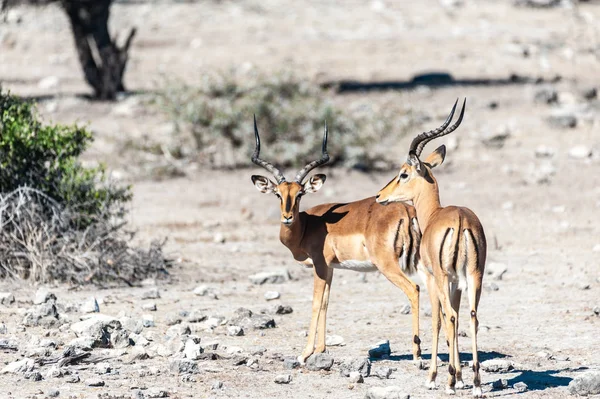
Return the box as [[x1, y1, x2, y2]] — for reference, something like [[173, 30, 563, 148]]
[[1, 1, 600, 398]]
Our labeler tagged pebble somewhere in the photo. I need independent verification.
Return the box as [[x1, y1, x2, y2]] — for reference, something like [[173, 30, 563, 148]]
[[487, 262, 508, 280], [147, 389, 169, 398], [547, 113, 577, 129], [365, 386, 409, 399], [25, 371, 43, 381], [66, 375, 80, 383], [533, 87, 558, 104], [0, 292, 15, 305], [213, 233, 226, 243], [348, 371, 364, 383], [375, 367, 393, 379], [283, 357, 300, 369], [274, 374, 292, 384], [193, 285, 218, 299], [593, 307, 600, 316], [120, 317, 144, 334], [183, 339, 203, 360], [141, 288, 160, 300], [264, 291, 280, 301], [142, 315, 155, 328], [568, 145, 592, 159], [227, 326, 244, 336], [484, 282, 500, 291], [582, 87, 597, 100], [568, 371, 600, 395], [326, 335, 345, 346], [33, 288, 56, 305], [398, 304, 411, 315], [86, 378, 105, 387], [248, 269, 291, 285], [0, 323, 6, 334], [481, 126, 511, 149], [142, 303, 157, 311], [2, 358, 35, 374], [81, 297, 100, 313], [305, 353, 334, 371], [47, 388, 60, 397], [368, 340, 391, 359], [514, 381, 528, 392], [169, 359, 199, 374], [95, 362, 112, 374], [187, 311, 208, 323], [165, 314, 182, 326], [535, 145, 555, 158], [492, 378, 509, 390], [481, 359, 514, 373], [38, 76, 59, 90]]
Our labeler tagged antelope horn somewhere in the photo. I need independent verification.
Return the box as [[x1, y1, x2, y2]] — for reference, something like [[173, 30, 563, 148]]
[[251, 115, 286, 184], [294, 121, 330, 183], [409, 98, 466, 157]]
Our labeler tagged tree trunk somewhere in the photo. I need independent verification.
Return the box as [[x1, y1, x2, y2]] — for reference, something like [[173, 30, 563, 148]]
[[60, 0, 135, 100]]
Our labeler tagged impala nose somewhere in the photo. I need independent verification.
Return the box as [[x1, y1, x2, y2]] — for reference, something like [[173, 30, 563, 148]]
[[282, 216, 293, 225]]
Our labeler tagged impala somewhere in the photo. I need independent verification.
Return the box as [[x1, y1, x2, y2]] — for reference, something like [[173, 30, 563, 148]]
[[376, 99, 486, 397], [250, 116, 423, 364]]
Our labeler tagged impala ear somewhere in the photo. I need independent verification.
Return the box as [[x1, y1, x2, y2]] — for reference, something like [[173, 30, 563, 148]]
[[407, 152, 424, 175], [251, 175, 277, 193], [303, 174, 326, 193], [424, 145, 446, 169]]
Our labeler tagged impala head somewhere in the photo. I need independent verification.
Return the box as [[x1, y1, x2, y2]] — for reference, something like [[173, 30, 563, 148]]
[[250, 116, 330, 226], [377, 99, 466, 205]]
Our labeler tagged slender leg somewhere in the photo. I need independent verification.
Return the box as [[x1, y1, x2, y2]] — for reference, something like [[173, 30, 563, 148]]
[[314, 267, 334, 353], [450, 285, 464, 389], [378, 261, 422, 361], [298, 266, 328, 364], [426, 275, 441, 389], [468, 276, 483, 397], [439, 276, 457, 395]]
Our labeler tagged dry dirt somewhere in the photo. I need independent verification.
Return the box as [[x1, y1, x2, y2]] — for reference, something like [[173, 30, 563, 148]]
[[1, 1, 600, 398]]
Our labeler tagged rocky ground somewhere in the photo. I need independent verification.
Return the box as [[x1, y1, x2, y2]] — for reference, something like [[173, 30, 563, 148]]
[[1, 1, 600, 398]]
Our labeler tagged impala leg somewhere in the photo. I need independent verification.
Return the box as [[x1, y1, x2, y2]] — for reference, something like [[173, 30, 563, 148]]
[[450, 285, 464, 389], [439, 276, 458, 395], [468, 276, 483, 397], [378, 262, 422, 361], [315, 267, 334, 354], [425, 275, 442, 389], [299, 265, 328, 364]]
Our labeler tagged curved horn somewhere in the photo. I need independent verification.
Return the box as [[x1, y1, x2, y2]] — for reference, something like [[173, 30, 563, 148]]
[[294, 121, 330, 183], [414, 98, 466, 157], [409, 98, 461, 157], [251, 115, 286, 184]]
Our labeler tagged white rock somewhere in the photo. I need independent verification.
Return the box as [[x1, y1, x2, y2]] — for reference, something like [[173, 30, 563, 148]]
[[34, 288, 55, 305], [142, 314, 155, 328], [81, 297, 100, 313], [326, 335, 345, 346], [249, 270, 291, 285], [213, 233, 226, 243], [1, 358, 34, 374], [535, 145, 555, 158], [551, 205, 566, 213], [227, 326, 244, 336], [365, 386, 409, 399], [142, 303, 157, 311], [264, 291, 280, 301], [0, 292, 15, 305], [569, 145, 592, 159], [183, 339, 203, 360], [38, 76, 59, 90], [274, 374, 292, 384], [348, 371, 364, 383]]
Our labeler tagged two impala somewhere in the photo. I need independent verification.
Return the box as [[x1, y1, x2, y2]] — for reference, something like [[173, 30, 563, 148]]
[[250, 100, 486, 397]]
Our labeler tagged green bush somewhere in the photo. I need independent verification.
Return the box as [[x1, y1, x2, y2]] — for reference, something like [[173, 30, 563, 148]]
[[155, 69, 412, 170], [0, 90, 131, 226]]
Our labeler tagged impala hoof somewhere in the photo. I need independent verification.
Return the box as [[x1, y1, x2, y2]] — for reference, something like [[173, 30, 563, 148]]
[[297, 355, 307, 365], [472, 387, 483, 397], [455, 380, 465, 389], [446, 386, 456, 395], [426, 380, 436, 390], [414, 359, 427, 370]]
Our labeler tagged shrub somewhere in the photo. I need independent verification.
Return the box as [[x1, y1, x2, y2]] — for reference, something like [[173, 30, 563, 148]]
[[155, 68, 413, 170], [0, 91, 169, 284]]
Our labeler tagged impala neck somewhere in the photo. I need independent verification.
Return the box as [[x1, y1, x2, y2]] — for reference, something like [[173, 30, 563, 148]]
[[413, 181, 442, 232], [279, 211, 306, 252]]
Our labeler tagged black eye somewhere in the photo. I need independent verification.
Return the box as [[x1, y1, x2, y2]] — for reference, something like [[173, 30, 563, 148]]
[[400, 173, 409, 179]]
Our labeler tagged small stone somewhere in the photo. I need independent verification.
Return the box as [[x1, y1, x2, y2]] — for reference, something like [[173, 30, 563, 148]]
[[165, 314, 182, 326], [340, 358, 371, 378], [274, 374, 292, 384], [47, 388, 60, 397], [492, 378, 508, 390], [183, 339, 203, 360], [0, 292, 15, 305], [484, 282, 500, 291], [187, 311, 208, 323], [166, 324, 191, 338], [534, 87, 558, 104], [481, 359, 514, 373], [126, 346, 149, 363], [70, 314, 121, 348], [283, 357, 300, 369], [142, 303, 157, 311], [535, 145, 555, 158], [142, 314, 155, 328], [568, 145, 592, 159], [213, 233, 226, 243], [81, 297, 99, 313], [38, 76, 60, 90], [514, 381, 528, 392], [536, 350, 553, 360], [568, 371, 600, 395], [141, 288, 160, 300], [481, 125, 511, 149], [1, 358, 35, 374], [262, 304, 293, 315], [95, 362, 112, 374], [66, 375, 80, 383], [502, 201, 514, 210], [44, 365, 62, 379], [199, 340, 219, 351], [86, 378, 105, 387], [193, 285, 218, 299], [325, 335, 345, 346], [375, 367, 393, 379], [593, 307, 600, 316], [227, 326, 244, 336], [146, 389, 168, 398], [249, 269, 291, 285], [348, 371, 364, 383], [368, 340, 391, 359], [398, 304, 411, 315], [582, 87, 597, 100], [169, 359, 199, 374], [34, 288, 56, 305], [547, 113, 577, 129], [305, 353, 334, 371], [0, 323, 6, 334], [365, 386, 409, 399], [264, 291, 280, 301], [26, 371, 43, 381]]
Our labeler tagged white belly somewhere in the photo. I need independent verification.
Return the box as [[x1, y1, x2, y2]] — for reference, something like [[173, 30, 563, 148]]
[[330, 260, 378, 272]]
